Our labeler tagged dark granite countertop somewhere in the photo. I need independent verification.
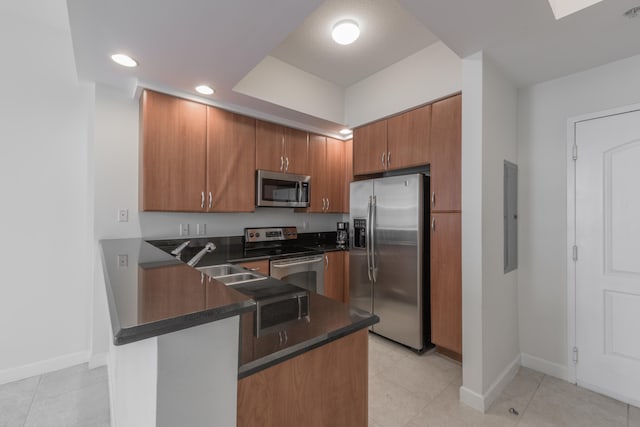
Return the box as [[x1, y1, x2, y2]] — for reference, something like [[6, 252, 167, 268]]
[[100, 235, 375, 377]]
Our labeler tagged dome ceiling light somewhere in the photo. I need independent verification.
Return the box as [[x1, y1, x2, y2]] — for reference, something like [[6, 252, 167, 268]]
[[331, 20, 360, 45], [195, 85, 215, 95], [110, 53, 138, 68]]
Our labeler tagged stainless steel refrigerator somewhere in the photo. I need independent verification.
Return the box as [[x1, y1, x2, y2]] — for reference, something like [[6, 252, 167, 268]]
[[349, 173, 429, 351]]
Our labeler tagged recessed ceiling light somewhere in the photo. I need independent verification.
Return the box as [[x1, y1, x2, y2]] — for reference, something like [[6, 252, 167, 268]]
[[339, 128, 352, 135], [332, 20, 360, 45], [547, 0, 603, 19], [195, 85, 214, 95], [110, 53, 138, 68]]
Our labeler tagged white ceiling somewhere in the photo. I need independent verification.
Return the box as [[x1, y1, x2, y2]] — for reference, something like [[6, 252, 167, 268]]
[[67, 0, 640, 134]]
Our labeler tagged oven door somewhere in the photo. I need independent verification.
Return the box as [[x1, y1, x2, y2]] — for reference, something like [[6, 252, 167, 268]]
[[270, 255, 325, 295]]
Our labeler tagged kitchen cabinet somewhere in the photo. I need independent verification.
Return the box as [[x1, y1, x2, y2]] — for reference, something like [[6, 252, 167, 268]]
[[140, 90, 256, 212], [255, 120, 308, 175], [343, 251, 350, 303], [343, 139, 353, 213], [324, 251, 345, 302], [352, 120, 387, 175], [430, 212, 462, 356], [236, 259, 269, 275], [140, 90, 207, 212], [430, 94, 461, 212], [387, 104, 431, 170], [237, 329, 367, 427], [306, 135, 344, 213]]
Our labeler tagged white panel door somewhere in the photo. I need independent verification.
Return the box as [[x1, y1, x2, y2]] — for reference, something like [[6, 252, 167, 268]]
[[575, 108, 640, 406]]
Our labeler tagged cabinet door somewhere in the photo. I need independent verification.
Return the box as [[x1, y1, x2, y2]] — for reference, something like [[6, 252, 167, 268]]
[[256, 120, 284, 172], [343, 139, 353, 213], [140, 90, 207, 212], [353, 120, 387, 175], [430, 95, 461, 212], [430, 212, 462, 355], [324, 251, 345, 302], [307, 134, 327, 213], [283, 127, 308, 174], [236, 260, 269, 275], [207, 107, 256, 212], [387, 104, 431, 170], [325, 137, 344, 213]]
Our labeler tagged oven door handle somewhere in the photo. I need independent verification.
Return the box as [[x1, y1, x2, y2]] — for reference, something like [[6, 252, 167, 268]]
[[271, 256, 324, 269]]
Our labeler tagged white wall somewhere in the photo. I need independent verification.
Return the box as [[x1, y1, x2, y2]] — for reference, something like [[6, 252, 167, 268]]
[[517, 52, 640, 376], [344, 41, 461, 128], [0, 0, 94, 383], [460, 52, 520, 411]]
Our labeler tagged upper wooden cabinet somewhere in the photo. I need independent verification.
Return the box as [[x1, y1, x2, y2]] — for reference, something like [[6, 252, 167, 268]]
[[140, 90, 256, 212], [306, 135, 344, 213], [353, 120, 387, 175], [255, 120, 308, 175], [140, 90, 207, 212], [387, 104, 431, 170], [206, 108, 256, 212], [430, 94, 461, 212]]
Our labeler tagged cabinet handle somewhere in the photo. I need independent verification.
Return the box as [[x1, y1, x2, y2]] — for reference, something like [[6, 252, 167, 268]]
[[285, 157, 289, 172], [431, 191, 435, 209], [431, 217, 436, 231], [280, 156, 284, 171], [388, 151, 391, 167], [201, 191, 205, 209], [325, 255, 329, 269], [201, 272, 205, 285], [381, 152, 386, 168], [327, 198, 330, 212], [208, 191, 212, 209]]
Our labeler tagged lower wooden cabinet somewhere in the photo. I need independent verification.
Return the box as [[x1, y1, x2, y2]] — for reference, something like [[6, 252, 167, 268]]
[[430, 212, 462, 355], [237, 329, 368, 427], [324, 251, 345, 302]]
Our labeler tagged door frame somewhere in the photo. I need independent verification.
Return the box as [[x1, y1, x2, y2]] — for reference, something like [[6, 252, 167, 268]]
[[566, 101, 640, 385]]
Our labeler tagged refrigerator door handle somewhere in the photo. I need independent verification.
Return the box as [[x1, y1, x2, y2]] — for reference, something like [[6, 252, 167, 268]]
[[371, 195, 377, 282], [366, 197, 373, 282]]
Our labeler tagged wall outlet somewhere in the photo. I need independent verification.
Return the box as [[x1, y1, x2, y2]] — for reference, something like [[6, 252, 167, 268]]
[[179, 224, 190, 236], [117, 209, 129, 222], [196, 224, 206, 235], [117, 254, 128, 268]]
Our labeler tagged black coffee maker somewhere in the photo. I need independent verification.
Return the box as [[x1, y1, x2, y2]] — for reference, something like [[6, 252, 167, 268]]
[[336, 222, 348, 249]]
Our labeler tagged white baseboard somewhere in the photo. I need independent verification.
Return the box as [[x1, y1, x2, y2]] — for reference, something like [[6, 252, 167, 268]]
[[459, 353, 521, 413], [89, 352, 108, 370], [521, 353, 568, 381], [0, 350, 89, 385]]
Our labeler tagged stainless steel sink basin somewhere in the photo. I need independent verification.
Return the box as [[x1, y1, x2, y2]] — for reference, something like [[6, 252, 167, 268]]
[[198, 264, 245, 277], [197, 264, 267, 285], [215, 272, 267, 285]]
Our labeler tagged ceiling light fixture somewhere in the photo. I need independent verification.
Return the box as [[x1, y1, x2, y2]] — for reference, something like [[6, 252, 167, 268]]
[[110, 53, 138, 68], [195, 85, 214, 95], [332, 20, 360, 45], [547, 0, 603, 20], [339, 128, 352, 135]]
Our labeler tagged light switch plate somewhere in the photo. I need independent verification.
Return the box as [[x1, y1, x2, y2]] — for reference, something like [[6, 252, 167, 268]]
[[118, 209, 129, 222], [179, 224, 190, 236], [117, 254, 128, 268], [196, 224, 206, 235]]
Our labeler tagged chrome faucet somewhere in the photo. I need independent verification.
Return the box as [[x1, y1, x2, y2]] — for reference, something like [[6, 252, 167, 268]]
[[187, 242, 216, 267], [171, 240, 191, 259]]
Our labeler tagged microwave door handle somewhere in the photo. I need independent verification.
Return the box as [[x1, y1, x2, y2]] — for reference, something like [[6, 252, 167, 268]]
[[297, 181, 302, 203]]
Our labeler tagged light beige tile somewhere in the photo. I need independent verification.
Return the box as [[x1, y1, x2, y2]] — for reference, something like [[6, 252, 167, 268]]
[[0, 375, 40, 427], [518, 376, 627, 427], [369, 374, 430, 427], [629, 405, 640, 427], [36, 364, 107, 399]]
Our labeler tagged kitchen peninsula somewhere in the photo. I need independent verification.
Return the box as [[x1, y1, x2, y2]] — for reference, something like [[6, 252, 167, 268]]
[[101, 237, 377, 427]]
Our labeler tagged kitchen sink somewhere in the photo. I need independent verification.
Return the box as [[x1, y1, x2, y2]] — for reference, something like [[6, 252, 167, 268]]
[[198, 264, 267, 285]]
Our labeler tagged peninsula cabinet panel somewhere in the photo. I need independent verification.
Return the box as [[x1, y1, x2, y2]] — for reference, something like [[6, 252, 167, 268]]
[[324, 251, 345, 302], [353, 120, 387, 175], [255, 121, 308, 174], [430, 94, 461, 212], [237, 329, 368, 427], [140, 90, 207, 212], [343, 139, 353, 213], [206, 107, 255, 212], [387, 104, 431, 169], [430, 212, 462, 355], [325, 137, 344, 213]]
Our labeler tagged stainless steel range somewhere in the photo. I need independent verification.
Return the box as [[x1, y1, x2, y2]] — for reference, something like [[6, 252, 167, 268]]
[[244, 227, 325, 295]]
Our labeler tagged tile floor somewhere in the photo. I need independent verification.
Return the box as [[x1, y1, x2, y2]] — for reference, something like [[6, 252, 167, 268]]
[[368, 333, 640, 427], [1, 335, 638, 427]]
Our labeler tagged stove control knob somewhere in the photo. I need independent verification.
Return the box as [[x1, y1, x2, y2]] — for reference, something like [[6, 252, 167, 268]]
[[255, 232, 261, 238], [249, 232, 254, 238]]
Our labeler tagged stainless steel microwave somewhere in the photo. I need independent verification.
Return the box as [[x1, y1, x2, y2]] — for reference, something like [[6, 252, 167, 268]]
[[256, 170, 310, 208]]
